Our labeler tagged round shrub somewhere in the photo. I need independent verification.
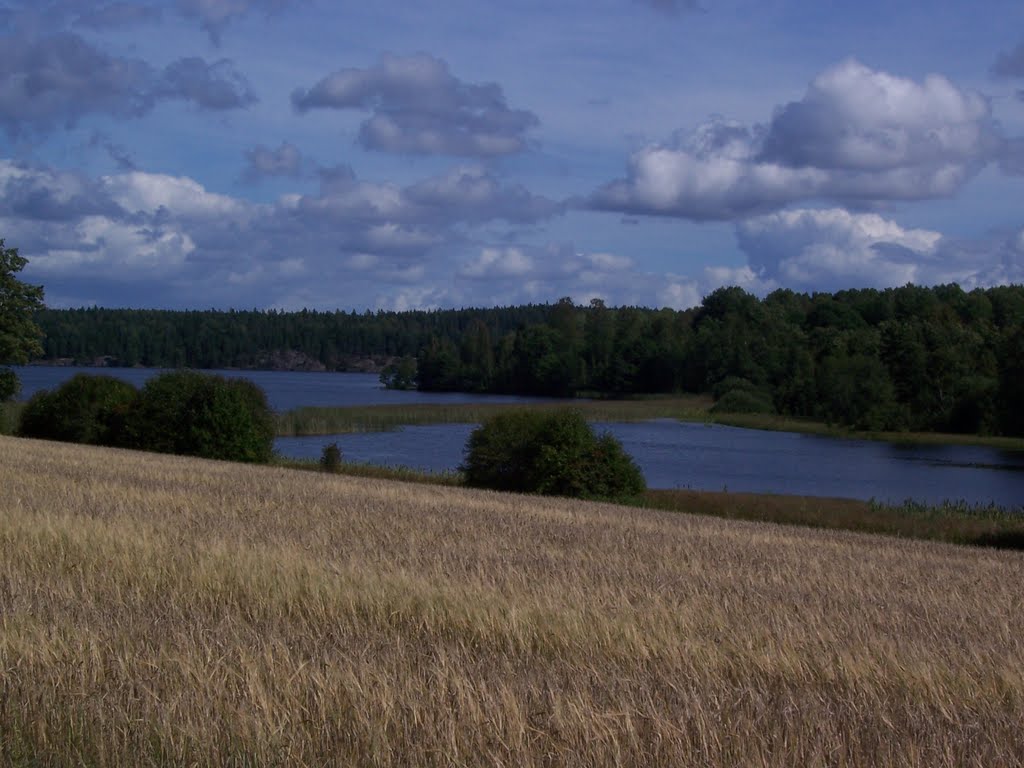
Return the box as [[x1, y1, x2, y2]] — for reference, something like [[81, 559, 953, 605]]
[[127, 370, 275, 463], [461, 409, 645, 501], [17, 373, 138, 446]]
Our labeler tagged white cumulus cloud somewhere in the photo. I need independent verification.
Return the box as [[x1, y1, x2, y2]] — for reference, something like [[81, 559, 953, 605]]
[[591, 60, 1000, 220]]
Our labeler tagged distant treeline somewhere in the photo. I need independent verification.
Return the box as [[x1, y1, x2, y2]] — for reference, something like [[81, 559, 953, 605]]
[[34, 305, 552, 369], [34, 283, 1024, 436]]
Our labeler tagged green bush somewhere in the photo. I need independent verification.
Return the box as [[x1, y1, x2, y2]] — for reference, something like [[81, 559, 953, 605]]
[[127, 370, 275, 463], [16, 374, 138, 446], [461, 409, 645, 501], [320, 442, 343, 473], [709, 388, 776, 415], [711, 376, 759, 400]]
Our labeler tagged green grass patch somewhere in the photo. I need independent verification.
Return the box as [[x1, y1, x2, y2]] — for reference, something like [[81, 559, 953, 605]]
[[641, 489, 1024, 550], [708, 412, 1024, 452], [0, 402, 24, 436]]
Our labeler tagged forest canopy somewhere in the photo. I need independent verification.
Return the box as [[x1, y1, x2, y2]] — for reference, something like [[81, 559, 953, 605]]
[[28, 282, 1024, 437]]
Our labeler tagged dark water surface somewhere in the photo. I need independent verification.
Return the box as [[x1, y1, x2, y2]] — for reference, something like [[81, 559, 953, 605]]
[[276, 420, 1024, 507], [12, 367, 1024, 506]]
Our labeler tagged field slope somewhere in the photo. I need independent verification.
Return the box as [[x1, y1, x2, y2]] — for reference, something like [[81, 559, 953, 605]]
[[1, 435, 1023, 767]]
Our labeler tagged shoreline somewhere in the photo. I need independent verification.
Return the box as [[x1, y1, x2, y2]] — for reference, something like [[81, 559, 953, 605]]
[[8, 365, 1024, 452], [274, 400, 1024, 453]]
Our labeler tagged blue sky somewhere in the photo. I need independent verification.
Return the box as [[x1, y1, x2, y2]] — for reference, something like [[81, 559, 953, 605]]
[[2, 0, 1023, 310]]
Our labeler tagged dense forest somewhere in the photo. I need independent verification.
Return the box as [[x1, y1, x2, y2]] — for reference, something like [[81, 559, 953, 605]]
[[32, 283, 1024, 436], [34, 305, 552, 370]]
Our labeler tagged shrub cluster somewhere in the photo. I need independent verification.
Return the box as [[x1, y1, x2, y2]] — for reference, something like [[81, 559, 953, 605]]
[[18, 374, 137, 446], [461, 409, 645, 501], [17, 370, 275, 463]]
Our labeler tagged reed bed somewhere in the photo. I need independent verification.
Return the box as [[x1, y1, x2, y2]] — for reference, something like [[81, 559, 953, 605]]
[[711, 412, 1024, 452], [274, 396, 712, 436], [274, 398, 1024, 454], [2, 435, 1024, 766]]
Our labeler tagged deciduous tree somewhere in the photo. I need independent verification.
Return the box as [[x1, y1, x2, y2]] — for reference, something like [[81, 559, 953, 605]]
[[0, 240, 45, 401]]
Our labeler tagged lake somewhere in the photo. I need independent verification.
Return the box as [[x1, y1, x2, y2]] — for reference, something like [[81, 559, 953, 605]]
[[11, 366, 547, 411], [12, 366, 1024, 507]]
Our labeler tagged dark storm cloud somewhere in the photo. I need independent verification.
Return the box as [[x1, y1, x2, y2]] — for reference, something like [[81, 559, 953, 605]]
[[0, 33, 257, 136], [292, 53, 539, 156]]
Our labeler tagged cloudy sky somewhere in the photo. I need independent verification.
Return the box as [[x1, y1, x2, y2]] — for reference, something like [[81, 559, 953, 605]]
[[2, 0, 1024, 311]]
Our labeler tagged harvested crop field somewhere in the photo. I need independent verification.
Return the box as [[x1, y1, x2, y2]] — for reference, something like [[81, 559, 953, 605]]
[[1, 435, 1023, 766]]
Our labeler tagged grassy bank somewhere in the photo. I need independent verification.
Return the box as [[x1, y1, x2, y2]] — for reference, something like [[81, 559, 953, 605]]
[[274, 395, 712, 436], [710, 411, 1024, 452], [273, 398, 1024, 453], [275, 452, 1024, 550], [3, 435, 1024, 766]]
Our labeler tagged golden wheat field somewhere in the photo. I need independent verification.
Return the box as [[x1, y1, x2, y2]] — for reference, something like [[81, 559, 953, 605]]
[[1, 435, 1023, 767]]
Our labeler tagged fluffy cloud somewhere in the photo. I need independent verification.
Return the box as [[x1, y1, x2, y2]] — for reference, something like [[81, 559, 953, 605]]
[[242, 141, 304, 182], [452, 241, 773, 310], [0, 160, 122, 220], [736, 208, 1024, 292], [591, 59, 1000, 220], [0, 33, 256, 136], [458, 246, 536, 279], [15, 215, 195, 278], [292, 53, 539, 156], [0, 33, 153, 136], [406, 166, 563, 223], [6, 157, 564, 309]]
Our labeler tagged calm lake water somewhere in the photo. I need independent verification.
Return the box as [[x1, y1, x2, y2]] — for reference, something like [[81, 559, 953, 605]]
[[11, 366, 546, 411], [13, 366, 1024, 506]]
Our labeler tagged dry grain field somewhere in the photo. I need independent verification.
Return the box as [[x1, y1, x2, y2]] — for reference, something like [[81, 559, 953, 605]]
[[1, 435, 1023, 767]]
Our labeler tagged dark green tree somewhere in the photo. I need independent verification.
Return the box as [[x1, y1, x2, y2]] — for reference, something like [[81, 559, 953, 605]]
[[461, 409, 645, 501], [126, 370, 275, 462], [998, 326, 1024, 436], [17, 374, 138, 446], [380, 356, 418, 390], [0, 240, 45, 401]]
